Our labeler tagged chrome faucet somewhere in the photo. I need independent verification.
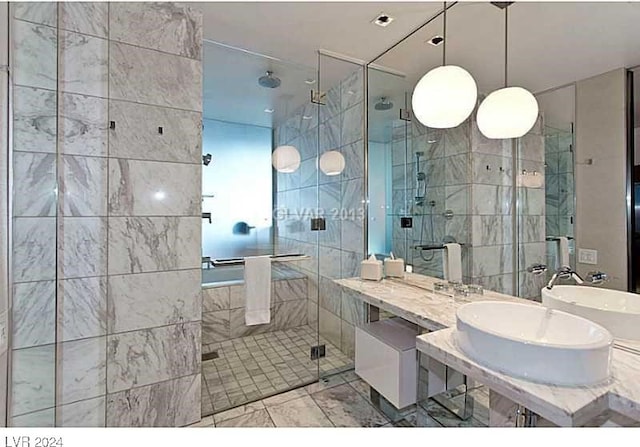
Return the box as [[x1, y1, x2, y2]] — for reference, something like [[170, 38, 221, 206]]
[[586, 271, 608, 285], [526, 263, 548, 275], [546, 266, 584, 290]]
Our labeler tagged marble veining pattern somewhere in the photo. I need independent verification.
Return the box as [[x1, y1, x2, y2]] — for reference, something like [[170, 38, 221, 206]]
[[59, 217, 107, 278], [13, 20, 57, 90], [202, 310, 230, 345], [13, 217, 56, 283], [108, 269, 201, 334], [107, 216, 200, 275], [59, 2, 108, 37], [13, 86, 57, 154], [60, 155, 108, 216], [274, 300, 307, 330], [109, 2, 202, 59], [310, 384, 387, 427], [108, 158, 200, 216], [60, 31, 108, 97], [336, 273, 531, 332], [58, 276, 108, 341], [108, 100, 202, 163], [416, 328, 613, 426], [106, 373, 200, 427], [107, 322, 200, 393], [60, 337, 107, 404], [12, 280, 55, 349], [11, 409, 54, 428], [13, 2, 57, 27], [59, 92, 108, 156], [11, 345, 55, 416], [59, 396, 106, 427], [109, 41, 202, 112], [267, 395, 333, 427], [13, 151, 56, 217]]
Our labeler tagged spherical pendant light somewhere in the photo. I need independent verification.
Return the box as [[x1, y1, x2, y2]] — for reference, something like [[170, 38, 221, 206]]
[[412, 65, 478, 129], [477, 87, 539, 139], [476, 4, 539, 139], [272, 145, 300, 173], [319, 150, 345, 176]]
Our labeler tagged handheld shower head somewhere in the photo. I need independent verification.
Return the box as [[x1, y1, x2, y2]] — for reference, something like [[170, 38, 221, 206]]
[[258, 71, 281, 89]]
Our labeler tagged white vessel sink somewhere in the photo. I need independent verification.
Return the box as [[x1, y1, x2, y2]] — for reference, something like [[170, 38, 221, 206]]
[[542, 285, 640, 341], [456, 301, 613, 386]]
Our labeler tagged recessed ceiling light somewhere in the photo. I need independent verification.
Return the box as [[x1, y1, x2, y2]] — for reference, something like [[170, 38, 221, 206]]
[[372, 12, 394, 27], [427, 35, 444, 46], [302, 115, 313, 120], [264, 108, 274, 113], [304, 78, 316, 85]]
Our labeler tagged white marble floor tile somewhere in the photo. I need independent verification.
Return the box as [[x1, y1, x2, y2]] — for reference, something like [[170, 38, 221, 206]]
[[304, 374, 345, 394], [266, 396, 333, 427], [214, 401, 265, 425], [310, 384, 389, 427], [215, 409, 275, 428], [262, 388, 309, 407], [188, 416, 215, 428]]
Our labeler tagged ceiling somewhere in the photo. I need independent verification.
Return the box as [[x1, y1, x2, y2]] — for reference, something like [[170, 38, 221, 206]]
[[193, 2, 640, 130], [202, 41, 315, 127]]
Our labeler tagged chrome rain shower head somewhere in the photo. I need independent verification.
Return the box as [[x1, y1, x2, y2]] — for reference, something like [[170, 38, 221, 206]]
[[258, 71, 281, 89], [374, 97, 394, 111]]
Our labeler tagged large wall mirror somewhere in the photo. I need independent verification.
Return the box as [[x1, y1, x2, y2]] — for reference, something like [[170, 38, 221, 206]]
[[366, 2, 640, 298]]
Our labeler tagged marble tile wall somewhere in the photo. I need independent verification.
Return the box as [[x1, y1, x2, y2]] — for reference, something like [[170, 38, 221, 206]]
[[468, 115, 515, 295], [515, 117, 547, 300], [10, 3, 60, 427], [388, 108, 545, 299], [201, 277, 309, 349], [273, 66, 365, 364], [9, 2, 203, 427], [390, 117, 472, 280]]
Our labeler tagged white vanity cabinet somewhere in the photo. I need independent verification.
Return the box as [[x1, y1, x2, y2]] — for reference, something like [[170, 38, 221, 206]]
[[355, 318, 418, 409]]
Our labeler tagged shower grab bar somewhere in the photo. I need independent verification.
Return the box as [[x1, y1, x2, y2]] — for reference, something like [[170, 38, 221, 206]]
[[211, 253, 311, 266], [413, 243, 466, 251], [545, 236, 574, 241]]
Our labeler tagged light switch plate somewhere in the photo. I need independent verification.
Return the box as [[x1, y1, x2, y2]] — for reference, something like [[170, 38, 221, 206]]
[[578, 248, 598, 265]]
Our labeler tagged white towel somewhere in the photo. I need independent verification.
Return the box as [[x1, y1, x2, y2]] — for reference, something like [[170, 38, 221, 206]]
[[558, 237, 570, 269], [244, 256, 271, 326], [443, 243, 462, 283]]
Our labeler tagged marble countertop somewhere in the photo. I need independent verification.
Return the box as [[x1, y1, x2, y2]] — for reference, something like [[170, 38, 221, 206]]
[[416, 328, 640, 426], [336, 272, 640, 425], [335, 273, 530, 331]]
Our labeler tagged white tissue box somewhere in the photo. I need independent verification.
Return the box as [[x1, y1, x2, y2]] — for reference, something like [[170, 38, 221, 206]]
[[361, 258, 383, 281], [384, 258, 405, 278]]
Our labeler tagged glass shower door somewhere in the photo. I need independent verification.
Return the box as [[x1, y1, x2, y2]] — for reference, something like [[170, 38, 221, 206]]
[[8, 2, 59, 426], [315, 53, 366, 377]]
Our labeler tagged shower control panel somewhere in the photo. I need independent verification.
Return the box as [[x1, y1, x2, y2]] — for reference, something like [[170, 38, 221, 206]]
[[400, 217, 413, 228]]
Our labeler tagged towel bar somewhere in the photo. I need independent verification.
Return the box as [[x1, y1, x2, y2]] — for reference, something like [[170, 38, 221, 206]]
[[211, 253, 311, 266], [414, 243, 466, 251]]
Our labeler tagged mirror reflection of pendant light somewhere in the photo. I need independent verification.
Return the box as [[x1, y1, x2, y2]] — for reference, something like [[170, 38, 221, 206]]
[[272, 145, 301, 173], [477, 3, 539, 139], [319, 150, 345, 176], [411, 2, 478, 129]]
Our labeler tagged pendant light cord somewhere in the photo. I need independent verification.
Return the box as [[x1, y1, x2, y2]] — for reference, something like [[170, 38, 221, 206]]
[[442, 1, 447, 66], [504, 5, 508, 88]]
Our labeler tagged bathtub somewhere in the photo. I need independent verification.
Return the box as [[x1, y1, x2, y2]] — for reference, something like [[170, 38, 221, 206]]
[[202, 263, 308, 288], [202, 265, 244, 287]]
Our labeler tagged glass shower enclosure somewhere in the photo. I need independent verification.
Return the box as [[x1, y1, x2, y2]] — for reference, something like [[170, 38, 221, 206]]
[[199, 44, 365, 417]]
